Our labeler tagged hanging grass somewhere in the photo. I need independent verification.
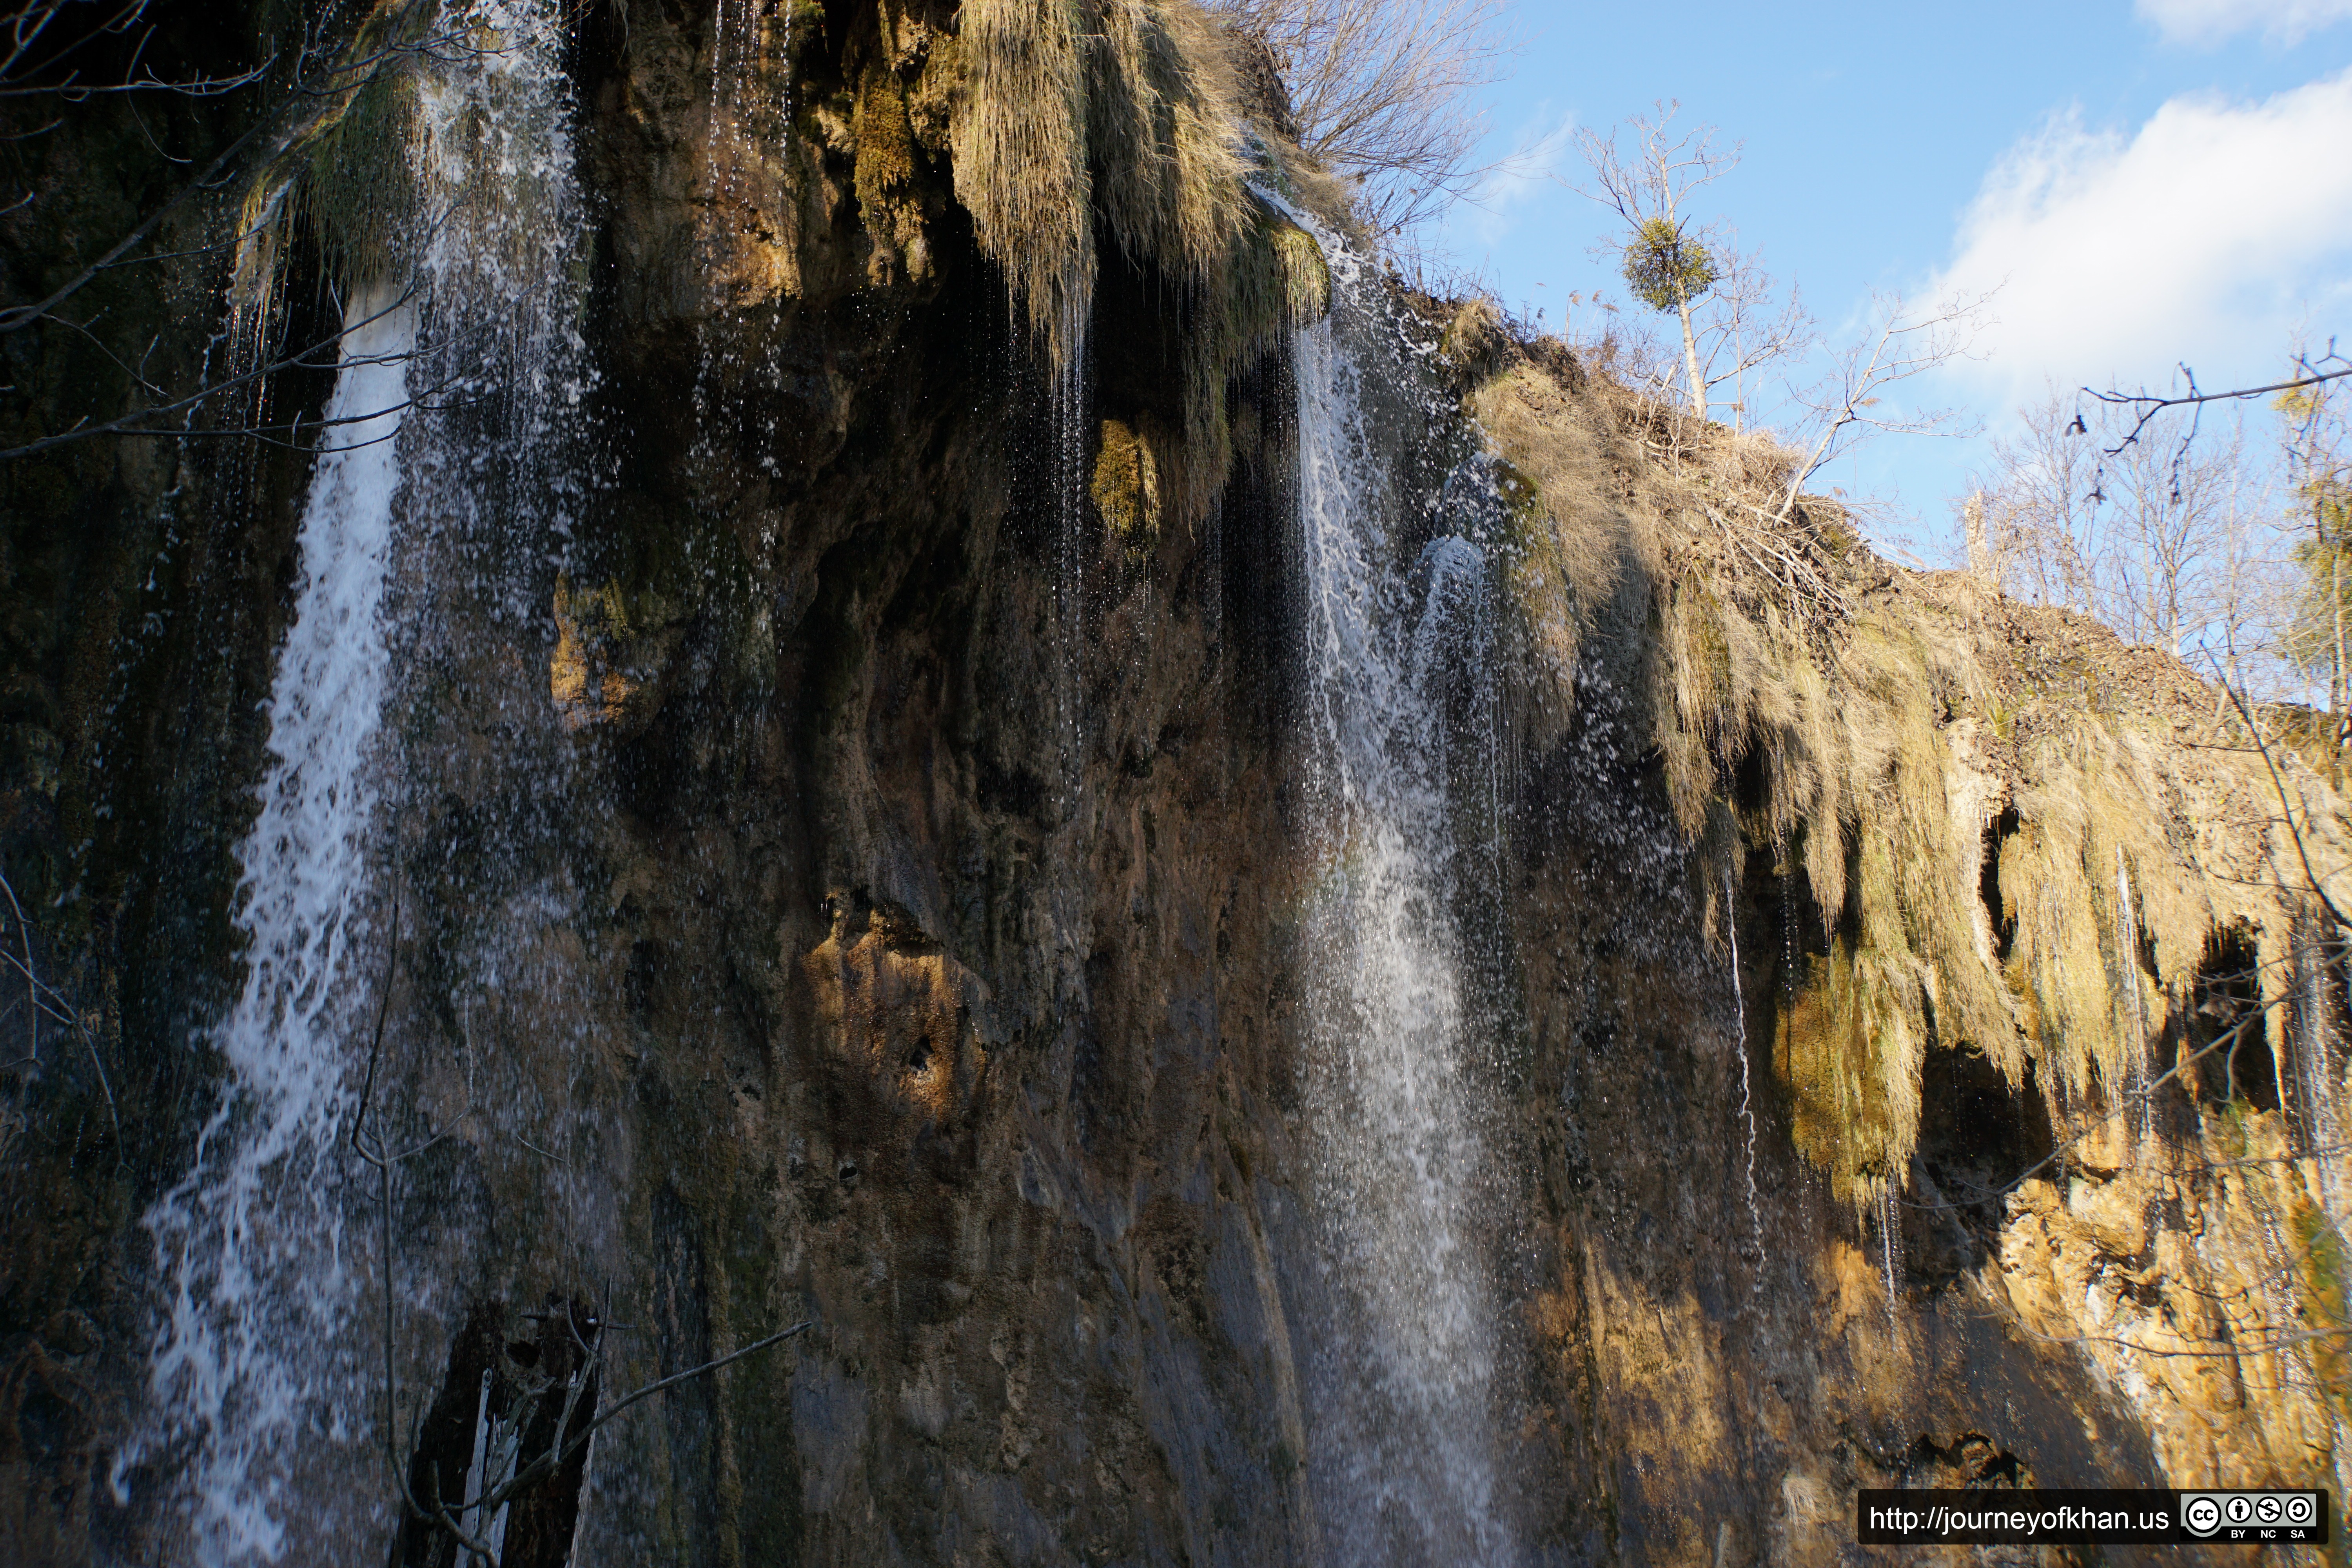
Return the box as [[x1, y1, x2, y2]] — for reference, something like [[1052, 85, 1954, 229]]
[[1470, 331, 2352, 1215]]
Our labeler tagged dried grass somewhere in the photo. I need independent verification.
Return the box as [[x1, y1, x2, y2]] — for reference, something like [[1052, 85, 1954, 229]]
[[947, 0, 1097, 357], [1474, 341, 2352, 1212], [941, 0, 1330, 523]]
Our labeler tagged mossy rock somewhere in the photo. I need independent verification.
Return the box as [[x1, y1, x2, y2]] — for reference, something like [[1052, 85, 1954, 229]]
[[1090, 418, 1161, 551]]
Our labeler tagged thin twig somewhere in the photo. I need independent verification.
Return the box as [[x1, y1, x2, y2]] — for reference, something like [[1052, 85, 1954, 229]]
[[2208, 656, 2350, 932], [0, 869, 35, 1065], [2087, 351, 2352, 457]]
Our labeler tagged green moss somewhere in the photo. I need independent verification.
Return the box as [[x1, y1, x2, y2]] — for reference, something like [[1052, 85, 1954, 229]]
[[853, 56, 930, 277], [1439, 299, 1513, 382], [1492, 457, 1541, 526], [1777, 935, 1920, 1210], [300, 63, 419, 287], [1154, 209, 1330, 520], [2293, 1203, 2352, 1420], [1269, 218, 1330, 323], [223, 0, 439, 314], [1090, 418, 1160, 551]]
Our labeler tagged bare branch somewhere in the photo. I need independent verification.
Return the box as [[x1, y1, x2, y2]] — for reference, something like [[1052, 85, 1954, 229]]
[[2087, 346, 2352, 456], [0, 871, 123, 1161], [0, 11, 458, 338], [0, 280, 465, 460], [0, 867, 36, 1066], [1774, 289, 1992, 523], [1207, 0, 1519, 239], [1690, 243, 1811, 430]]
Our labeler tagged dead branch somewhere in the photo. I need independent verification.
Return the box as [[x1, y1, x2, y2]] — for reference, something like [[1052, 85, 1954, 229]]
[[1773, 289, 1991, 524], [350, 898, 813, 1562], [1207, 0, 1518, 239], [0, 280, 434, 459], [0, 869, 122, 1160], [0, 4, 466, 339], [2087, 346, 2352, 457], [0, 867, 35, 1065]]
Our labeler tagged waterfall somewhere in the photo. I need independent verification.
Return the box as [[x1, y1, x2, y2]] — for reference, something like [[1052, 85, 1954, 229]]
[[1286, 225, 1518, 1564], [127, 6, 585, 1559], [2291, 919, 2352, 1504], [2116, 849, 2152, 1147], [1880, 1183, 1902, 1326], [2297, 926, 2345, 1221], [1726, 873, 1763, 1290], [1053, 294, 1092, 827], [705, 0, 791, 200], [130, 284, 416, 1564]]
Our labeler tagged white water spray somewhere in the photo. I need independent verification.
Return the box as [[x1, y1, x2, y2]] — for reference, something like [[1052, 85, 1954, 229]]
[[1287, 218, 1515, 1563], [2296, 924, 2347, 1232], [706, 0, 792, 185], [133, 284, 416, 1564], [129, 7, 584, 1558], [1881, 1182, 1902, 1326], [2116, 848, 2153, 1147]]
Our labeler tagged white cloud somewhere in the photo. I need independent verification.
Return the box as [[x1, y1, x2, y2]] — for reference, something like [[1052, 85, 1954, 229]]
[[1450, 104, 1575, 250], [1926, 69, 2352, 415], [2137, 0, 2352, 45]]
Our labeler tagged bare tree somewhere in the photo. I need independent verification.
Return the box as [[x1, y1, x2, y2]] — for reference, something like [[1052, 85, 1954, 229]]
[[1968, 388, 2105, 613], [2107, 407, 2263, 653], [1566, 101, 1739, 420], [2053, 346, 2352, 716], [1773, 288, 1990, 524], [1207, 0, 1517, 240], [1688, 241, 1809, 434], [2277, 353, 2352, 770], [1974, 368, 2348, 685]]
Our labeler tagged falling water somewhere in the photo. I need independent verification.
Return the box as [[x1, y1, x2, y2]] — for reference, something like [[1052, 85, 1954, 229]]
[[1725, 873, 1763, 1289], [1053, 294, 1092, 825], [706, 0, 791, 184], [1880, 1182, 1902, 1327], [1409, 524, 1505, 907], [1285, 217, 1517, 1564], [2290, 911, 2352, 1514], [130, 284, 416, 1564], [2116, 848, 2153, 1146], [127, 6, 585, 1559], [2308, 931, 2352, 1512], [2297, 925, 2346, 1222]]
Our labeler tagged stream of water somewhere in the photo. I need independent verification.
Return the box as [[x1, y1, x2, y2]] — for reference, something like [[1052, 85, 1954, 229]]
[[129, 6, 586, 1559], [128, 23, 1532, 1557], [1284, 211, 1521, 1567], [133, 283, 416, 1564]]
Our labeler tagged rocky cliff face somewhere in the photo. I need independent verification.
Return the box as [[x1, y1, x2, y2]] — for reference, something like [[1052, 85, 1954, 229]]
[[2, 4, 2348, 1567]]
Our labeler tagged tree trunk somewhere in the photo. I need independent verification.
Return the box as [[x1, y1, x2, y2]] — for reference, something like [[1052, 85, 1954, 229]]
[[1676, 294, 1706, 420], [1964, 491, 1991, 585], [2333, 537, 2345, 788]]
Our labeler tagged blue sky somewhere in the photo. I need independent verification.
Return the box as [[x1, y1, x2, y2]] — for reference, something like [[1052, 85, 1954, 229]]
[[1432, 0, 2352, 557]]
